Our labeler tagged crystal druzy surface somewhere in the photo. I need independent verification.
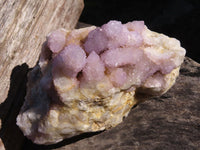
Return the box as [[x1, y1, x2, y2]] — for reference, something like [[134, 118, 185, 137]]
[[17, 20, 186, 145]]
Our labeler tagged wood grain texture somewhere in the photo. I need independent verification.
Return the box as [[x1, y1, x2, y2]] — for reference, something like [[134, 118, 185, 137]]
[[0, 0, 84, 104], [0, 139, 5, 150], [0, 120, 5, 150], [0, 0, 84, 149]]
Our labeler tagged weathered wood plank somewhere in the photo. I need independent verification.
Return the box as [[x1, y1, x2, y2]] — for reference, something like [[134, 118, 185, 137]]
[[0, 0, 84, 149], [0, 0, 84, 104], [0, 120, 5, 150]]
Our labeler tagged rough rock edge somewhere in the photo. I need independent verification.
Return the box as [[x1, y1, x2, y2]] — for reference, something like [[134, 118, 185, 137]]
[[17, 26, 184, 145]]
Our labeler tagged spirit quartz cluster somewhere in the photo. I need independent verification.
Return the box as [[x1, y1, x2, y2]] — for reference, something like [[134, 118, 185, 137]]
[[17, 20, 186, 145]]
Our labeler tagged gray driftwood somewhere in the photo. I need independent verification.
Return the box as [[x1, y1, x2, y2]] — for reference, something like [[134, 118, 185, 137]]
[[0, 0, 84, 104], [0, 0, 84, 150]]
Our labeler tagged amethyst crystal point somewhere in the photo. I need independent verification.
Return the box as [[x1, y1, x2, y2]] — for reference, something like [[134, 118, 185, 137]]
[[17, 20, 186, 145]]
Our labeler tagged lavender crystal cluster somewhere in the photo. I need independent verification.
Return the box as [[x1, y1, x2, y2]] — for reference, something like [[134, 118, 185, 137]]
[[17, 20, 186, 144], [48, 21, 185, 92]]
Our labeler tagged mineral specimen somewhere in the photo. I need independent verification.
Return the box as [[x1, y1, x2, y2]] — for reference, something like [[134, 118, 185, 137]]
[[17, 20, 186, 145]]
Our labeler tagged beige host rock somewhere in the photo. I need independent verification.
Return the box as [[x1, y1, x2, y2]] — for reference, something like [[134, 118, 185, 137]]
[[17, 21, 186, 145]]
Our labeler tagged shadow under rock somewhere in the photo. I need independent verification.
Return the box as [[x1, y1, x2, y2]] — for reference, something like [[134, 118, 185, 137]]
[[0, 63, 29, 150], [23, 131, 103, 150]]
